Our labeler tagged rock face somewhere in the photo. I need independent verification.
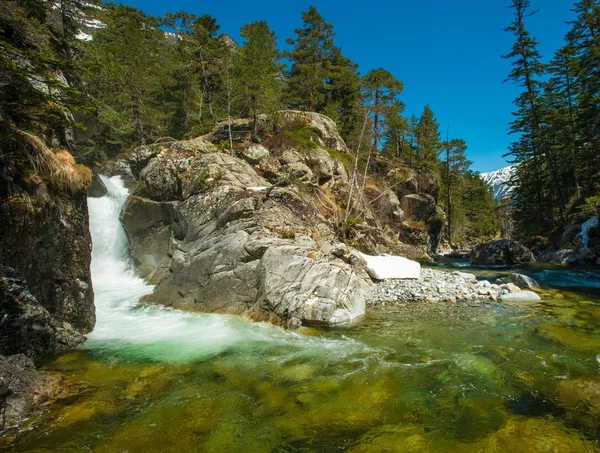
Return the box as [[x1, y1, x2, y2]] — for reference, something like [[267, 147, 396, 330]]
[[0, 270, 85, 362], [115, 140, 370, 327], [471, 240, 535, 266], [0, 131, 95, 361]]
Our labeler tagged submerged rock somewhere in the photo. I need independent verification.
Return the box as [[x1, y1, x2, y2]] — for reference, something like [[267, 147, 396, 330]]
[[496, 273, 539, 290], [471, 240, 535, 266], [499, 291, 541, 304], [552, 378, 600, 431]]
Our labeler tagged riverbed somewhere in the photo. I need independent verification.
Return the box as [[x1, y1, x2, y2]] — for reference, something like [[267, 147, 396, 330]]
[[3, 177, 600, 452]]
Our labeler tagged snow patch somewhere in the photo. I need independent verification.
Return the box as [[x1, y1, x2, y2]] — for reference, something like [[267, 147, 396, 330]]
[[578, 217, 598, 248], [359, 253, 421, 280], [76, 31, 93, 41], [480, 165, 516, 201]]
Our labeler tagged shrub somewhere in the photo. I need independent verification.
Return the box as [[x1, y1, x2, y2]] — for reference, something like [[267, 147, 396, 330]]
[[280, 227, 296, 240]]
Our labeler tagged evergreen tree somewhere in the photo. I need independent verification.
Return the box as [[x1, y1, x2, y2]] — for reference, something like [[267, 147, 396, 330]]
[[503, 0, 562, 237], [237, 21, 282, 135], [382, 101, 408, 159], [440, 138, 471, 242], [86, 4, 176, 145], [160, 12, 227, 135], [322, 50, 361, 139], [284, 6, 336, 112], [0, 0, 88, 139], [414, 105, 441, 169], [362, 68, 403, 152]]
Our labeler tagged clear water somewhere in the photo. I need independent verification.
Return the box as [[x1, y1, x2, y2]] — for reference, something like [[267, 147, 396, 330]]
[[3, 177, 600, 452]]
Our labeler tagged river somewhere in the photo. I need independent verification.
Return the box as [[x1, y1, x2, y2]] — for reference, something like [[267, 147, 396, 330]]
[[6, 176, 600, 452]]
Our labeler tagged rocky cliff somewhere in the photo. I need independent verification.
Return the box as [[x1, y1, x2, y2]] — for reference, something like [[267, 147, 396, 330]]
[[105, 110, 444, 327], [0, 129, 95, 360]]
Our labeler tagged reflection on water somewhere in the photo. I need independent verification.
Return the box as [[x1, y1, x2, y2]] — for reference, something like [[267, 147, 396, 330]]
[[4, 181, 600, 451]]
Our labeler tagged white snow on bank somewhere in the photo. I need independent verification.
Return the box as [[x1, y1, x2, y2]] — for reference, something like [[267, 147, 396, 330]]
[[359, 253, 421, 280], [578, 217, 598, 248]]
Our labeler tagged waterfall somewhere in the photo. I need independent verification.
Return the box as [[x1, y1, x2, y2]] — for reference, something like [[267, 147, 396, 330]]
[[85, 176, 369, 363]]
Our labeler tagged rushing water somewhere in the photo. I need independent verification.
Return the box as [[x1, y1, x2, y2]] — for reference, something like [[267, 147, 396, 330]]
[[4, 177, 600, 452]]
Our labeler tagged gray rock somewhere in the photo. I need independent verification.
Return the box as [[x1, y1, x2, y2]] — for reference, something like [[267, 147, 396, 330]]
[[0, 274, 58, 362], [451, 271, 477, 282], [552, 249, 585, 266], [306, 147, 335, 183], [496, 273, 539, 290], [400, 193, 436, 222], [0, 354, 40, 429], [120, 196, 175, 279], [87, 173, 108, 198], [471, 240, 535, 265], [580, 247, 597, 263], [500, 291, 541, 303], [240, 144, 270, 164]]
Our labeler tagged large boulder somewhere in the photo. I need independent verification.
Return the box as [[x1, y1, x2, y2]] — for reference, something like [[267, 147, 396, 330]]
[[400, 194, 436, 222], [277, 110, 348, 153], [123, 144, 369, 327], [0, 354, 80, 430], [496, 273, 540, 290], [471, 240, 535, 265], [87, 173, 107, 198]]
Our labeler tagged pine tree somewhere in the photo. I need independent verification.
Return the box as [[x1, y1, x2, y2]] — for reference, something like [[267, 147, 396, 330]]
[[382, 101, 408, 159], [284, 6, 337, 112], [503, 0, 562, 237], [160, 12, 227, 135], [440, 138, 472, 242], [85, 4, 176, 145], [414, 105, 441, 169], [362, 68, 403, 152], [237, 21, 282, 135]]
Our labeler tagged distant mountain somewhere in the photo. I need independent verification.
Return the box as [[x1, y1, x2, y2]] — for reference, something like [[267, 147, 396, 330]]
[[480, 165, 515, 201]]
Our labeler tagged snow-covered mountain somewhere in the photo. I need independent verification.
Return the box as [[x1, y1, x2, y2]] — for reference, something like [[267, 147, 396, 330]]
[[480, 165, 516, 201]]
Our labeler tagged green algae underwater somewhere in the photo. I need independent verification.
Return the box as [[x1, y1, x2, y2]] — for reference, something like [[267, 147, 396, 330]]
[[3, 177, 600, 452]]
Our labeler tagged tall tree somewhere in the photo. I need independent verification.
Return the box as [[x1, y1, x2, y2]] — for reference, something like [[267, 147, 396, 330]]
[[86, 4, 175, 145], [382, 101, 408, 159], [237, 21, 282, 135], [440, 138, 471, 242], [414, 105, 441, 169], [284, 6, 337, 112], [503, 0, 561, 237], [362, 68, 403, 152]]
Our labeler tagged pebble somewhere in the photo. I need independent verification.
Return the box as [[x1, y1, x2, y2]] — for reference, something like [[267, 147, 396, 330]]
[[367, 268, 525, 306]]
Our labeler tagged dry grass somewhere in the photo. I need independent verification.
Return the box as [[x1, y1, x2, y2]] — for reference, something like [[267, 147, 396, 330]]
[[18, 129, 92, 195]]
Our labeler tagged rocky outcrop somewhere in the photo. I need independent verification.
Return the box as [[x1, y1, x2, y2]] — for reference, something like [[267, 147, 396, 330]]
[[116, 144, 370, 327], [400, 194, 436, 222], [106, 112, 452, 325], [0, 130, 95, 361], [470, 240, 535, 265]]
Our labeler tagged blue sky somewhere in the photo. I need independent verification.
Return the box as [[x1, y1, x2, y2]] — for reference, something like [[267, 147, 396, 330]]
[[120, 0, 575, 173]]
